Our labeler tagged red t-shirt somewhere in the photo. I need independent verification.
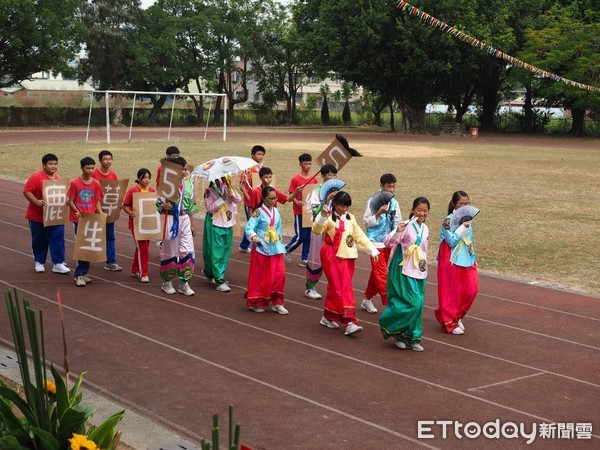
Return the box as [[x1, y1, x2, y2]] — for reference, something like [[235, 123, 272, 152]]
[[122, 184, 156, 230], [92, 168, 118, 181], [288, 173, 312, 215], [67, 177, 104, 222], [23, 170, 61, 223], [250, 185, 288, 210]]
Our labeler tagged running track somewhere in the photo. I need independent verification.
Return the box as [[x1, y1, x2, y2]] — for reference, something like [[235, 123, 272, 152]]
[[0, 129, 598, 449]]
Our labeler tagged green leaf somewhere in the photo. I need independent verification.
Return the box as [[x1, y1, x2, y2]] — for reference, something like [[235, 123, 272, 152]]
[[0, 397, 24, 432], [50, 366, 69, 420], [0, 435, 25, 449], [0, 385, 37, 426], [57, 406, 90, 448], [87, 410, 125, 449], [68, 372, 86, 407], [30, 426, 59, 450]]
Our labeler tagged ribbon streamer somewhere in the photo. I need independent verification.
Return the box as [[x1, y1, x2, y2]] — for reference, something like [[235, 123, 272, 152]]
[[397, 1, 599, 92]]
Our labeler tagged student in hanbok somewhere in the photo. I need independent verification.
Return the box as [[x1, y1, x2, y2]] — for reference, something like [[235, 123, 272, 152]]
[[245, 186, 289, 315], [312, 191, 379, 336], [379, 197, 430, 351], [303, 164, 338, 300], [122, 168, 156, 283], [157, 157, 197, 296], [203, 177, 242, 292], [435, 191, 478, 335]]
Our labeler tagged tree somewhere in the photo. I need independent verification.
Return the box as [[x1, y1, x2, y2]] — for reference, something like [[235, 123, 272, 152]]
[[78, 0, 143, 125], [320, 82, 330, 124], [0, 0, 82, 87], [517, 1, 600, 135], [341, 80, 353, 125]]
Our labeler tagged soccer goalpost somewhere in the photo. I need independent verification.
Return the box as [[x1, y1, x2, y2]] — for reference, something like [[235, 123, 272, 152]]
[[85, 90, 228, 144]]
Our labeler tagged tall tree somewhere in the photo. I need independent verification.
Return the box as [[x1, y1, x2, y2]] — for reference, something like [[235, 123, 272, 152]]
[[0, 0, 82, 87], [78, 0, 142, 125], [517, 1, 600, 135]]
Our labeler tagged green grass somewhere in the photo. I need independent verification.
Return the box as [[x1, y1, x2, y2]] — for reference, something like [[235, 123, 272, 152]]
[[1, 130, 599, 295]]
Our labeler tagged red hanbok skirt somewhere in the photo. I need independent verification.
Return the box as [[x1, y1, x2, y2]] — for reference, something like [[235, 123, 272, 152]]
[[245, 248, 285, 308]]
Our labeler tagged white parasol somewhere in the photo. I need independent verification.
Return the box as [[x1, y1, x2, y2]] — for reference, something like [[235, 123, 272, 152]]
[[190, 156, 258, 183]]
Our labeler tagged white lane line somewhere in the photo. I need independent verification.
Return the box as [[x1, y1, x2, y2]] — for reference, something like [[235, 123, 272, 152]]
[[0, 280, 438, 449], [468, 372, 546, 392]]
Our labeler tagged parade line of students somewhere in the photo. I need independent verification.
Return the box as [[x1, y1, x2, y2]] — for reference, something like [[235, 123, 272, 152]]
[[24, 147, 479, 350]]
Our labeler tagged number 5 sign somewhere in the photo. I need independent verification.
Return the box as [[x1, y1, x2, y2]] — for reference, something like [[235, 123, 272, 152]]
[[132, 191, 165, 241], [157, 159, 183, 201]]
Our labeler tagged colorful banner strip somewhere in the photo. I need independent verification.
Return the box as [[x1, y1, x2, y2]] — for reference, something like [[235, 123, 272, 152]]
[[397, 1, 599, 93]]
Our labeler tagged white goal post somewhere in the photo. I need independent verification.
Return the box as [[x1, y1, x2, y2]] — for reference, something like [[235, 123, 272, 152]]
[[85, 90, 228, 144]]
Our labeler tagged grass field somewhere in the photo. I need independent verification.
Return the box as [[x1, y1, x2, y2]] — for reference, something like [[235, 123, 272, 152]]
[[1, 131, 599, 295]]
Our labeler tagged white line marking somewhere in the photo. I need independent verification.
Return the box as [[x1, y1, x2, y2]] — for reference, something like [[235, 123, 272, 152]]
[[468, 372, 546, 392]]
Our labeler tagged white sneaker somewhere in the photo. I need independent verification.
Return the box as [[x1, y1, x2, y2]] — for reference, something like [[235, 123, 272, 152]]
[[361, 298, 378, 314], [284, 252, 292, 263], [83, 274, 92, 284], [239, 247, 251, 254], [250, 306, 265, 313], [320, 316, 339, 329], [395, 340, 407, 349], [35, 262, 45, 273], [140, 276, 150, 283], [178, 283, 195, 296], [161, 281, 176, 294], [298, 260, 307, 268], [52, 263, 70, 274], [345, 322, 363, 336], [451, 327, 465, 335], [458, 319, 465, 331], [216, 282, 231, 292], [411, 343, 425, 352], [74, 276, 86, 287], [304, 288, 322, 300], [131, 272, 140, 278], [271, 304, 289, 315], [104, 263, 122, 271]]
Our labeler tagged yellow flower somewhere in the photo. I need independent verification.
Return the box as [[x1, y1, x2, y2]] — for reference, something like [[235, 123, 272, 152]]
[[69, 434, 98, 450], [44, 380, 56, 394]]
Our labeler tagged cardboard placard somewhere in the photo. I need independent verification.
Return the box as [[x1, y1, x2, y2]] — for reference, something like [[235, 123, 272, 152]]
[[157, 160, 183, 201], [42, 179, 68, 226], [315, 137, 354, 171], [301, 183, 319, 228], [232, 204, 242, 238], [132, 191, 164, 241], [73, 213, 107, 263], [99, 179, 129, 223]]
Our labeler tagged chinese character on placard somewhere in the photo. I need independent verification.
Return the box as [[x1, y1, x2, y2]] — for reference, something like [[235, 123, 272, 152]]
[[99, 179, 128, 223], [42, 179, 68, 226], [133, 191, 164, 241], [73, 213, 107, 263]]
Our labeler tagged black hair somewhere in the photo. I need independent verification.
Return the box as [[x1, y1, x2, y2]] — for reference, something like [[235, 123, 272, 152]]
[[259, 166, 273, 178], [448, 190, 469, 214], [166, 146, 180, 156], [257, 186, 276, 208], [251, 145, 266, 155], [42, 153, 58, 165], [80, 156, 95, 168], [380, 173, 396, 185], [98, 150, 113, 160], [331, 191, 352, 220], [170, 156, 187, 167], [408, 197, 431, 219], [299, 153, 312, 163], [320, 164, 338, 176], [135, 168, 152, 184]]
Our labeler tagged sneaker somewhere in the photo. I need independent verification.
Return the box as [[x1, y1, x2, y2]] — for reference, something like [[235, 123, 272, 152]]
[[178, 283, 195, 296], [345, 322, 363, 336], [411, 343, 425, 352], [131, 272, 140, 278], [458, 319, 465, 331], [74, 276, 86, 287], [284, 252, 292, 263], [451, 327, 465, 335], [320, 316, 339, 329], [250, 306, 265, 313], [304, 288, 322, 300], [361, 298, 378, 314], [83, 274, 92, 284], [52, 263, 69, 274], [271, 304, 289, 315], [395, 340, 407, 349], [104, 263, 122, 272], [35, 262, 45, 273], [140, 276, 150, 283], [298, 260, 307, 268], [161, 281, 176, 295], [216, 282, 231, 292], [239, 247, 251, 254]]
